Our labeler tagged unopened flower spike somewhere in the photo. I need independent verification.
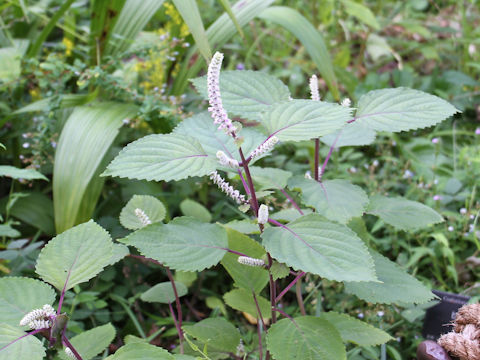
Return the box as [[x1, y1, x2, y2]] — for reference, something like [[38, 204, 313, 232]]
[[207, 52, 237, 136], [258, 204, 269, 225], [135, 208, 151, 226], [238, 256, 265, 267], [341, 98, 351, 107], [210, 171, 247, 205], [65, 347, 76, 359], [309, 75, 320, 101], [216, 150, 239, 169], [249, 136, 279, 161], [19, 304, 55, 330]]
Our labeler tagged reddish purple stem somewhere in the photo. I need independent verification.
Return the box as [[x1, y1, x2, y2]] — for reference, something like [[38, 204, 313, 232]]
[[279, 188, 303, 215], [0, 328, 44, 352], [62, 335, 83, 360], [275, 272, 306, 304]]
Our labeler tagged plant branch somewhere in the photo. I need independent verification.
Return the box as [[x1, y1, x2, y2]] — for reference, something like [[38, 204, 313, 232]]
[[0, 328, 44, 352], [238, 147, 259, 215], [252, 291, 268, 332], [296, 278, 306, 316], [314, 138, 320, 181], [275, 272, 306, 304], [257, 318, 263, 360], [62, 335, 83, 360], [165, 266, 184, 353], [320, 130, 342, 178], [279, 188, 303, 215], [267, 254, 277, 325], [168, 301, 184, 353]]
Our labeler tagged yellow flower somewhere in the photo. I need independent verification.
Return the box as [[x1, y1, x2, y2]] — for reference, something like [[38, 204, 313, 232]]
[[62, 37, 74, 57]]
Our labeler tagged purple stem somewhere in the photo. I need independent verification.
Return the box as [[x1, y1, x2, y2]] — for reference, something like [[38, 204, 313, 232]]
[[314, 138, 320, 181], [237, 169, 250, 195], [239, 147, 259, 215], [165, 267, 184, 353], [275, 272, 306, 303], [168, 301, 183, 353], [320, 130, 343, 178], [267, 254, 277, 325], [252, 291, 267, 331], [256, 318, 263, 360], [279, 188, 303, 215], [62, 335, 83, 360], [0, 328, 44, 352]]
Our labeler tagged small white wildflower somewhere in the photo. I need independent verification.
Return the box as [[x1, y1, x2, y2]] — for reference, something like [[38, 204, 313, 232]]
[[460, 208, 467, 215], [258, 204, 269, 225], [236, 339, 245, 356], [341, 98, 351, 107], [134, 208, 152, 226], [470, 214, 475, 220], [372, 160, 379, 167], [349, 167, 357, 173], [216, 150, 239, 169], [377, 311, 384, 317], [42, 304, 55, 317], [207, 52, 237, 135], [65, 347, 76, 359], [304, 171, 312, 179], [357, 313, 364, 319], [20, 304, 54, 330], [448, 226, 454, 232], [29, 319, 51, 330], [22, 142, 30, 148], [403, 170, 414, 179], [210, 171, 247, 204], [238, 256, 265, 267], [249, 136, 279, 160], [309, 75, 320, 101]]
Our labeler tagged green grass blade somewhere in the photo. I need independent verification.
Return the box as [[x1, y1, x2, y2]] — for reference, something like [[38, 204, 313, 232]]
[[53, 103, 138, 233], [258, 6, 340, 100], [26, 0, 75, 58], [172, 0, 211, 62], [218, 0, 244, 39]]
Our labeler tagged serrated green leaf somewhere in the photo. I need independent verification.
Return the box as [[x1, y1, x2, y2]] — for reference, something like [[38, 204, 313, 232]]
[[173, 112, 265, 167], [355, 88, 459, 133], [0, 277, 56, 328], [0, 323, 46, 360], [120, 217, 227, 272], [270, 208, 312, 222], [0, 225, 20, 238], [183, 318, 240, 353], [319, 312, 393, 346], [367, 195, 444, 230], [262, 214, 376, 282], [270, 261, 290, 280], [249, 166, 292, 190], [341, 0, 380, 30], [223, 288, 271, 320], [0, 165, 48, 181], [109, 243, 129, 266], [180, 199, 211, 223], [223, 219, 260, 234], [140, 282, 187, 304], [321, 120, 376, 147], [344, 250, 434, 304], [36, 220, 113, 291], [59, 323, 115, 360], [191, 71, 290, 121], [103, 133, 216, 182], [221, 228, 269, 293], [266, 316, 346, 360], [288, 177, 369, 224], [107, 342, 174, 360], [261, 100, 351, 142], [120, 195, 166, 230]]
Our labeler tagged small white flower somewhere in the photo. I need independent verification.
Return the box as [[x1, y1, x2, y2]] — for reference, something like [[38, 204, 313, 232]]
[[210, 171, 247, 204], [249, 137, 279, 160], [341, 98, 351, 107], [448, 226, 454, 232], [236, 339, 245, 356], [309, 75, 320, 101], [65, 347, 76, 359], [19, 304, 55, 330], [372, 160, 379, 167], [216, 150, 239, 169], [237, 256, 265, 267], [258, 204, 269, 225], [377, 311, 384, 317], [460, 208, 467, 215], [304, 171, 312, 179], [357, 313, 364, 319], [134, 208, 152, 226]]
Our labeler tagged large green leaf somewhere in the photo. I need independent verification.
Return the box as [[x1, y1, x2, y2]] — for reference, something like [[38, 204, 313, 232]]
[[140, 281, 188, 304], [120, 195, 166, 230], [340, 0, 380, 30], [259, 6, 339, 100], [288, 177, 369, 224], [9, 192, 55, 235], [104, 0, 165, 57], [261, 214, 376, 282], [224, 288, 271, 320], [249, 166, 292, 190], [59, 323, 115, 360], [266, 316, 346, 360], [172, 0, 211, 61], [321, 120, 376, 147], [54, 102, 138, 233], [120, 217, 227, 272], [0, 324, 45, 360], [345, 250, 434, 304], [35, 220, 113, 291], [173, 112, 265, 167], [107, 343, 173, 360], [221, 228, 269, 293], [355, 87, 459, 132], [0, 166, 47, 181], [0, 277, 55, 328], [103, 133, 216, 182], [180, 199, 211, 223], [261, 100, 351, 142], [191, 71, 290, 121], [320, 312, 393, 346], [172, 0, 275, 94], [13, 94, 96, 114], [367, 195, 444, 231], [182, 318, 240, 353]]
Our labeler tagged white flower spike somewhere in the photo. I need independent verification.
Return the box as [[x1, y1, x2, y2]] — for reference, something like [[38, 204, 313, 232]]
[[309, 75, 320, 101], [134, 208, 152, 226], [238, 256, 265, 267], [258, 204, 269, 225], [65, 347, 76, 359], [19, 304, 55, 330], [216, 150, 239, 169], [341, 98, 351, 107], [210, 171, 247, 204], [207, 52, 237, 136], [249, 136, 279, 161]]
